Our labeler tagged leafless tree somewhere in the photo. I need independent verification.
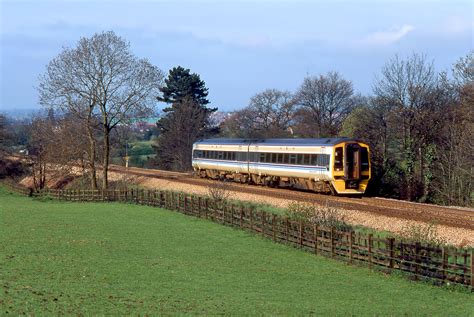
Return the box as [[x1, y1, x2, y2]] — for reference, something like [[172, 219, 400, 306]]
[[295, 71, 356, 137], [248, 89, 296, 137], [434, 53, 473, 206], [452, 51, 473, 85], [39, 31, 164, 189], [373, 53, 445, 200], [26, 113, 89, 190], [220, 89, 296, 138]]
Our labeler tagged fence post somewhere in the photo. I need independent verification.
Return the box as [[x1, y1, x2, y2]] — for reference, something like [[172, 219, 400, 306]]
[[197, 196, 202, 217], [285, 218, 289, 244], [314, 225, 318, 255], [184, 194, 188, 214], [261, 211, 265, 237], [205, 198, 209, 219], [272, 214, 276, 241], [330, 227, 335, 258], [349, 232, 353, 264], [388, 237, 394, 270], [159, 191, 163, 208], [222, 203, 226, 224], [470, 249, 474, 288], [230, 205, 234, 226], [299, 220, 303, 248], [415, 242, 420, 280], [441, 246, 447, 281], [249, 208, 253, 231], [368, 234, 373, 268], [240, 206, 243, 228]]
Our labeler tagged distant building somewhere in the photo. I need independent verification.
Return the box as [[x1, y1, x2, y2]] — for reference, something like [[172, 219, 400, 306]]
[[209, 111, 232, 127]]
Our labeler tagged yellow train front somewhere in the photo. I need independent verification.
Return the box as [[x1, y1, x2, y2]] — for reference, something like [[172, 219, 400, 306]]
[[192, 138, 371, 195]]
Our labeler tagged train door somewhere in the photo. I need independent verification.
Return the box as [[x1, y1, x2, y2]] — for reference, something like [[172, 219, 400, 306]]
[[345, 143, 361, 188]]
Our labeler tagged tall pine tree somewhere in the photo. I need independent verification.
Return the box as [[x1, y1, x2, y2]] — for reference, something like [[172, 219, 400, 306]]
[[155, 67, 217, 171]]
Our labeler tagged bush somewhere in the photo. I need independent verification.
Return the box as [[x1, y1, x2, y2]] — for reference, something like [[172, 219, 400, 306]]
[[206, 180, 231, 206], [284, 202, 352, 231], [0, 157, 26, 179]]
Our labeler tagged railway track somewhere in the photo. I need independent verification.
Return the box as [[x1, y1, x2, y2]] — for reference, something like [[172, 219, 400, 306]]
[[108, 165, 474, 231]]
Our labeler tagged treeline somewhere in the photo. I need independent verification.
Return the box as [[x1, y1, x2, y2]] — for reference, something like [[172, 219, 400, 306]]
[[218, 53, 473, 206], [0, 30, 471, 207]]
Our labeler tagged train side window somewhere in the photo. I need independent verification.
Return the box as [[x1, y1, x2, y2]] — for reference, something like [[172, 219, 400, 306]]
[[310, 154, 318, 166], [318, 154, 330, 167], [231, 152, 235, 161], [304, 154, 310, 165], [271, 153, 277, 163], [276, 153, 283, 163], [334, 147, 343, 170], [259, 153, 266, 162], [296, 154, 304, 165], [289, 154, 297, 165], [265, 153, 272, 163], [361, 148, 369, 171], [282, 154, 289, 164]]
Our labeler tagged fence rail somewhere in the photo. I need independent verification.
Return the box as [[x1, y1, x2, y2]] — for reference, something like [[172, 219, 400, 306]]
[[3, 182, 473, 290]]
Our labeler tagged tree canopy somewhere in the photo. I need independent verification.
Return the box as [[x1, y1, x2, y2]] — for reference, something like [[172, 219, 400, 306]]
[[38, 31, 164, 189], [154, 67, 216, 171], [159, 66, 210, 106]]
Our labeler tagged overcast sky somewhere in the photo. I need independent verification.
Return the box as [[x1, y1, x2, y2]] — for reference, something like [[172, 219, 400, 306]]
[[0, 0, 472, 112]]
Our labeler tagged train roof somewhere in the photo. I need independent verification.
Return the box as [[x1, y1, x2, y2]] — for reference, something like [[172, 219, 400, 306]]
[[194, 138, 364, 147]]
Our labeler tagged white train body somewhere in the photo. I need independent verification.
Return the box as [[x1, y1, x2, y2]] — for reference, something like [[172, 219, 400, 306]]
[[192, 138, 371, 195]]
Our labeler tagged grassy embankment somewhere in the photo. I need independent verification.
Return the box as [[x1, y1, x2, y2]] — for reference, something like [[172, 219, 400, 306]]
[[1, 186, 472, 315], [111, 140, 155, 168]]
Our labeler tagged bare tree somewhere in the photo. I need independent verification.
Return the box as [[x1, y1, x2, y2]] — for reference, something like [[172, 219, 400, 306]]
[[220, 89, 296, 138], [452, 51, 474, 85], [434, 53, 473, 206], [295, 72, 356, 137], [373, 53, 446, 200], [26, 113, 89, 190], [39, 31, 164, 189]]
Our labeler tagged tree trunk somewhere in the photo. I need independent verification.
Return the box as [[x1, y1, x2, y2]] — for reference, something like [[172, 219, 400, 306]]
[[102, 127, 110, 189], [86, 111, 98, 190]]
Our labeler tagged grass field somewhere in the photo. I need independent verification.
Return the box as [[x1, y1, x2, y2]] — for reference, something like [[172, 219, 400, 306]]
[[1, 186, 472, 315]]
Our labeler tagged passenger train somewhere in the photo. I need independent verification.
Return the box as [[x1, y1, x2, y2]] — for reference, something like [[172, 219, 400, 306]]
[[192, 138, 371, 195]]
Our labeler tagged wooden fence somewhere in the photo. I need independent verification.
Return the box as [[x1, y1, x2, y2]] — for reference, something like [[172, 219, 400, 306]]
[[3, 182, 473, 290]]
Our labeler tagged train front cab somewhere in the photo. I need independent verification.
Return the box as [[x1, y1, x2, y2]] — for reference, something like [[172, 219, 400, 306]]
[[331, 141, 371, 195]]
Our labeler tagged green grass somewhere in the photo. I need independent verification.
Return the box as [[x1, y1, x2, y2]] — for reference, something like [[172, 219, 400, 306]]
[[1, 187, 472, 315], [129, 140, 154, 156]]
